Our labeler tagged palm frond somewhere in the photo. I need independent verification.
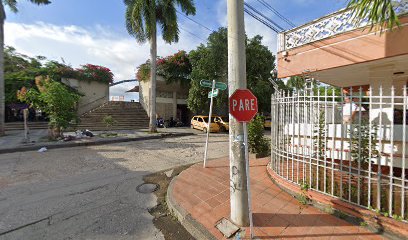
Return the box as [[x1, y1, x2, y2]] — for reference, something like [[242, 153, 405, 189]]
[[347, 0, 400, 30], [4, 0, 18, 13], [28, 0, 51, 5], [175, 0, 195, 15], [157, 0, 179, 43], [124, 0, 148, 43]]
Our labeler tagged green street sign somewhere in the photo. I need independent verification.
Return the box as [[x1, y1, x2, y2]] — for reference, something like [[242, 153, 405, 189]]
[[200, 80, 212, 88], [200, 80, 227, 91], [215, 82, 227, 91], [208, 89, 219, 98]]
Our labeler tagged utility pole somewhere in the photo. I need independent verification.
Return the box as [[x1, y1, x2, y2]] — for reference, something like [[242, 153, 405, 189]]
[[227, 0, 249, 226]]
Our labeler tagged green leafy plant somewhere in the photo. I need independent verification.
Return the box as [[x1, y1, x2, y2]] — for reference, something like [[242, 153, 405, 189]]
[[102, 115, 117, 132], [313, 110, 327, 159], [18, 78, 80, 139], [248, 116, 270, 158], [349, 119, 379, 168], [360, 221, 368, 227], [136, 60, 152, 82], [298, 181, 311, 205]]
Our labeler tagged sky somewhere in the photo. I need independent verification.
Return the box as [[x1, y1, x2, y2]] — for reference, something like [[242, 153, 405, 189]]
[[5, 0, 348, 101]]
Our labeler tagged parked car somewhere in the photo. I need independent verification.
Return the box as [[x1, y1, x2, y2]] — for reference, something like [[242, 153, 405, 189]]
[[264, 117, 271, 129], [191, 116, 220, 133], [214, 116, 229, 132]]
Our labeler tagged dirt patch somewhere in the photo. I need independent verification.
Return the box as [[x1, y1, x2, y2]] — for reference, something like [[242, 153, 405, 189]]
[[144, 164, 195, 240]]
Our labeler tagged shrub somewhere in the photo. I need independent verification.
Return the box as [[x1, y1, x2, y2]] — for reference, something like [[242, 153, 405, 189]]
[[18, 78, 80, 139], [248, 116, 270, 158], [102, 115, 117, 131]]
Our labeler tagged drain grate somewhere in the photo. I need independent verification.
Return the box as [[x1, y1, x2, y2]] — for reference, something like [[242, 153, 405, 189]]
[[136, 183, 159, 193]]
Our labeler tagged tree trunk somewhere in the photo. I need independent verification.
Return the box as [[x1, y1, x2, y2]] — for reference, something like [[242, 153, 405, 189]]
[[48, 126, 62, 140], [149, 5, 157, 133], [0, 3, 5, 136]]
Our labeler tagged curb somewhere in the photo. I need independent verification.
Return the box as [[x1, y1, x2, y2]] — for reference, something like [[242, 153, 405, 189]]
[[0, 133, 194, 154], [166, 172, 217, 240]]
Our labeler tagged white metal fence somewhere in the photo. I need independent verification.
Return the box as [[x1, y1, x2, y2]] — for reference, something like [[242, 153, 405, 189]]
[[270, 86, 408, 221]]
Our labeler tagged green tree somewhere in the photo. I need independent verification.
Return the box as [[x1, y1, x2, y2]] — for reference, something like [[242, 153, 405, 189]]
[[187, 28, 276, 114], [18, 79, 80, 139], [286, 76, 305, 92], [248, 116, 270, 157], [0, 0, 51, 136], [246, 35, 276, 113], [124, 0, 195, 132], [348, 0, 400, 29], [187, 28, 228, 114], [4, 46, 45, 104]]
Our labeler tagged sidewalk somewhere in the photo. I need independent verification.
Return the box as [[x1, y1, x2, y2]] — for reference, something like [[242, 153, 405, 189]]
[[0, 128, 195, 154], [167, 158, 384, 240]]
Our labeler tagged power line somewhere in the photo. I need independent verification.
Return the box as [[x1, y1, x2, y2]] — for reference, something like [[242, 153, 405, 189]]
[[244, 7, 280, 33], [179, 25, 207, 42], [176, 9, 214, 32], [244, 3, 285, 32], [256, 0, 296, 28]]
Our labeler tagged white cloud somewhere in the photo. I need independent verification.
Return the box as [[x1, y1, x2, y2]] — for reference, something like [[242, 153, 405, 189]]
[[4, 21, 201, 100]]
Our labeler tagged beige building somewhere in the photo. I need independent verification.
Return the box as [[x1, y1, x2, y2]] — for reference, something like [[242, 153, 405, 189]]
[[137, 76, 190, 124], [61, 78, 109, 115]]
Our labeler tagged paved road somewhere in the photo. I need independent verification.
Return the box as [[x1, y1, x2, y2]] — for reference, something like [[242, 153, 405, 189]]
[[0, 133, 229, 240]]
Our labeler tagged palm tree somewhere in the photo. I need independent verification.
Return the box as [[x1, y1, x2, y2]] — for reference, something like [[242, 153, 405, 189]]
[[348, 0, 400, 29], [0, 0, 51, 136], [124, 0, 195, 133]]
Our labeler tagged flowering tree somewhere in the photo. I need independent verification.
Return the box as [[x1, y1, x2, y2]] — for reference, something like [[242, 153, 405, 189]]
[[137, 50, 192, 86], [78, 64, 114, 84], [157, 51, 192, 86]]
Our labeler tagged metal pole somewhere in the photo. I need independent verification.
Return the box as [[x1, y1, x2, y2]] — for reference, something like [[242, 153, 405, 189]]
[[203, 80, 216, 168], [243, 123, 253, 239], [228, 0, 249, 226]]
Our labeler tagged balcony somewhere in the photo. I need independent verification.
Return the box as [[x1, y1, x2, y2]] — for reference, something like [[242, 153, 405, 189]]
[[278, 1, 408, 52], [277, 1, 408, 81]]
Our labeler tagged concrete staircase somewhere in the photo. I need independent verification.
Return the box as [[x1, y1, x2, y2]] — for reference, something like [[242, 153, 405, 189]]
[[5, 121, 49, 131], [76, 101, 149, 131]]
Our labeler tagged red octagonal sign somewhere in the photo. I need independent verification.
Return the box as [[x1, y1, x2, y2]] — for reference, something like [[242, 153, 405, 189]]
[[229, 89, 258, 122]]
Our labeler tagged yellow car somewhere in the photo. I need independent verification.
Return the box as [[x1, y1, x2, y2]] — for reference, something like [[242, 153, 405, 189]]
[[191, 116, 220, 133], [214, 116, 229, 132], [264, 117, 271, 129]]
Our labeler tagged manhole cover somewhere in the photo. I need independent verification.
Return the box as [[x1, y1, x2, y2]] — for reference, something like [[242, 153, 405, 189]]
[[137, 183, 159, 193]]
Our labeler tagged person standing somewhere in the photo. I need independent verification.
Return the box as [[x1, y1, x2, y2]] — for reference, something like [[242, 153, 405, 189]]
[[342, 96, 365, 124]]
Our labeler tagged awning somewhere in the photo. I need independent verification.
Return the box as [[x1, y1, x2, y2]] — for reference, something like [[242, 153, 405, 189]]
[[126, 86, 139, 92]]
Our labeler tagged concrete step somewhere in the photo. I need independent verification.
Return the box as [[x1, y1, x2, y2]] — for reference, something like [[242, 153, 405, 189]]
[[5, 122, 49, 131], [77, 101, 149, 131]]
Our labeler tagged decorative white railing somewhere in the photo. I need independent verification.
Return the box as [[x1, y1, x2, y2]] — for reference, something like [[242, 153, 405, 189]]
[[270, 86, 408, 221], [278, 0, 408, 52]]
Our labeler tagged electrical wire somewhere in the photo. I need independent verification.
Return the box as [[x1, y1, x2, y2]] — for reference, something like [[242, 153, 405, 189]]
[[244, 3, 285, 32], [244, 7, 280, 33], [176, 9, 214, 32], [178, 25, 207, 42], [256, 0, 296, 28]]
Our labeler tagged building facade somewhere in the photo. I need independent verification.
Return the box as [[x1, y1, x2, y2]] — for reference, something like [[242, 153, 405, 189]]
[[138, 76, 190, 124]]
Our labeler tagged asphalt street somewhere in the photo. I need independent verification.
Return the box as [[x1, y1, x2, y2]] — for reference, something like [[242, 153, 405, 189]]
[[0, 133, 229, 240]]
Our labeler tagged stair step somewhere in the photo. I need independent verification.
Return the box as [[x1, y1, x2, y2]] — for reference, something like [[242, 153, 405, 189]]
[[77, 101, 149, 131]]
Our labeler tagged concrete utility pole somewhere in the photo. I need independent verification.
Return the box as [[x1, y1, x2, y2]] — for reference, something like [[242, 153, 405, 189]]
[[227, 0, 249, 226]]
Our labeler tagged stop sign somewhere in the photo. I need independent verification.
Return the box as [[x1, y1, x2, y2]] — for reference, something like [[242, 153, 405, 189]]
[[229, 89, 258, 122]]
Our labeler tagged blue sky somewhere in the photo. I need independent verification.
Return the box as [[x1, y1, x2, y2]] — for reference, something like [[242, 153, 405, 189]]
[[5, 0, 348, 100]]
